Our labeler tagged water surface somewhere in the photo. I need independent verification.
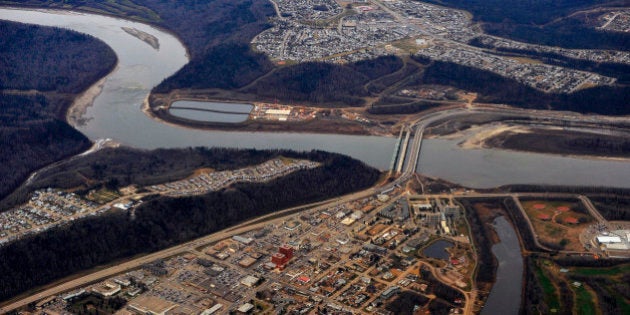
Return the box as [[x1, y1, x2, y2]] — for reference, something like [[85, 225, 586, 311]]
[[170, 101, 253, 113], [1, 8, 629, 188], [481, 216, 523, 315], [169, 108, 250, 123], [422, 239, 453, 260]]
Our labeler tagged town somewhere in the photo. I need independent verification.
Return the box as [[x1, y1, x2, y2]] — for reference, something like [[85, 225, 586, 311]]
[[7, 175, 630, 314], [598, 9, 630, 33], [0, 158, 319, 246], [251, 0, 627, 93], [26, 188, 478, 315]]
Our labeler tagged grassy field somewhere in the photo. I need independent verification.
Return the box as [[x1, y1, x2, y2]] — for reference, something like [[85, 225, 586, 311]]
[[535, 262, 561, 311], [86, 188, 121, 204], [572, 264, 630, 277], [521, 199, 593, 251], [574, 285, 598, 315]]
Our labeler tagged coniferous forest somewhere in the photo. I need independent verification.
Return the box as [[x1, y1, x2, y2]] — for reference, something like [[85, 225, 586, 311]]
[[0, 21, 116, 202]]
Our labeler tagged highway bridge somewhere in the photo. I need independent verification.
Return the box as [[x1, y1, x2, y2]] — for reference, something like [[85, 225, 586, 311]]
[[384, 104, 625, 192]]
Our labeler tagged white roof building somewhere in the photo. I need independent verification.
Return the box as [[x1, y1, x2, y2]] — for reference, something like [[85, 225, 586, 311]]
[[597, 236, 622, 244]]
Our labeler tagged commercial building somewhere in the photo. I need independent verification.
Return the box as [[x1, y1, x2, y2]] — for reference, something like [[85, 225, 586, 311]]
[[237, 303, 255, 314], [232, 235, 254, 245], [127, 296, 178, 315], [240, 275, 260, 287], [271, 253, 289, 266], [279, 244, 294, 260], [92, 282, 121, 297], [200, 304, 223, 315]]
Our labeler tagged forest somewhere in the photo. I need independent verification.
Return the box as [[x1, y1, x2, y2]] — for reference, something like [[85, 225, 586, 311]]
[[423, 0, 629, 50], [457, 199, 498, 292], [522, 256, 630, 315], [0, 21, 116, 204], [0, 20, 116, 93], [242, 56, 404, 107], [485, 129, 630, 159], [0, 149, 380, 301]]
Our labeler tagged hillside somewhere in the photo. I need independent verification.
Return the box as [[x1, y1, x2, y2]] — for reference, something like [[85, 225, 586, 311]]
[[0, 21, 117, 202]]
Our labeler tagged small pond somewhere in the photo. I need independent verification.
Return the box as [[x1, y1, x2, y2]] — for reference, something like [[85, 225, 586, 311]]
[[422, 239, 454, 260], [169, 108, 250, 123], [170, 101, 253, 113]]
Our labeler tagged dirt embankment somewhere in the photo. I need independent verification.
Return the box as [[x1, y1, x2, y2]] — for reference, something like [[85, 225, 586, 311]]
[[143, 92, 401, 136], [427, 114, 630, 160], [484, 128, 630, 160]]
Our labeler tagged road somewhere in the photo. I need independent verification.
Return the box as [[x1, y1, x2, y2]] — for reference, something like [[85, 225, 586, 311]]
[[0, 185, 380, 313], [24, 138, 115, 187], [2, 105, 620, 313]]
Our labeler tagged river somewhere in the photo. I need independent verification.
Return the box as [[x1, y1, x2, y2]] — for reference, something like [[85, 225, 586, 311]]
[[481, 216, 523, 315], [1, 8, 629, 188]]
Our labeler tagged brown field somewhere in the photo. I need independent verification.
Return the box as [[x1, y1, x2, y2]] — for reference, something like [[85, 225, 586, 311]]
[[510, 56, 544, 64], [86, 188, 121, 204], [522, 200, 593, 251], [190, 167, 215, 177]]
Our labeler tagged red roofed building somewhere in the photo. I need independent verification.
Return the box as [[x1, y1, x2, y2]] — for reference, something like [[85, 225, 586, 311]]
[[297, 276, 311, 284], [564, 217, 579, 224], [279, 245, 294, 260], [271, 253, 288, 266]]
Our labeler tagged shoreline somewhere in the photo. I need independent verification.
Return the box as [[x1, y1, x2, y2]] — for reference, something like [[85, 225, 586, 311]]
[[5, 6, 391, 138], [0, 5, 192, 60], [66, 63, 119, 127], [144, 92, 398, 137], [430, 123, 630, 162], [141, 97, 392, 136]]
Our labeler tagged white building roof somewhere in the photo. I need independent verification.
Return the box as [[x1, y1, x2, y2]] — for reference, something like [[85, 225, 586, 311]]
[[597, 236, 622, 243], [265, 109, 291, 115]]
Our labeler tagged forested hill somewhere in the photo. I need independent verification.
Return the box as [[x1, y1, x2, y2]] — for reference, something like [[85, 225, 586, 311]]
[[1, 146, 372, 209], [422, 0, 629, 50], [0, 148, 381, 302], [0, 21, 117, 93], [0, 21, 117, 203]]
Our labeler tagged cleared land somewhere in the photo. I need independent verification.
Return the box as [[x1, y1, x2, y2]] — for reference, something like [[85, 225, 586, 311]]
[[521, 199, 593, 251], [485, 128, 630, 159]]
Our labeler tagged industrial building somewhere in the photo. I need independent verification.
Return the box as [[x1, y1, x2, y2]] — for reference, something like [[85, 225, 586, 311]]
[[596, 230, 630, 251]]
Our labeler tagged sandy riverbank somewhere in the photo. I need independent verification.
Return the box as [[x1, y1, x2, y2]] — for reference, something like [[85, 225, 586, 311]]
[[432, 122, 630, 162], [67, 64, 119, 127]]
